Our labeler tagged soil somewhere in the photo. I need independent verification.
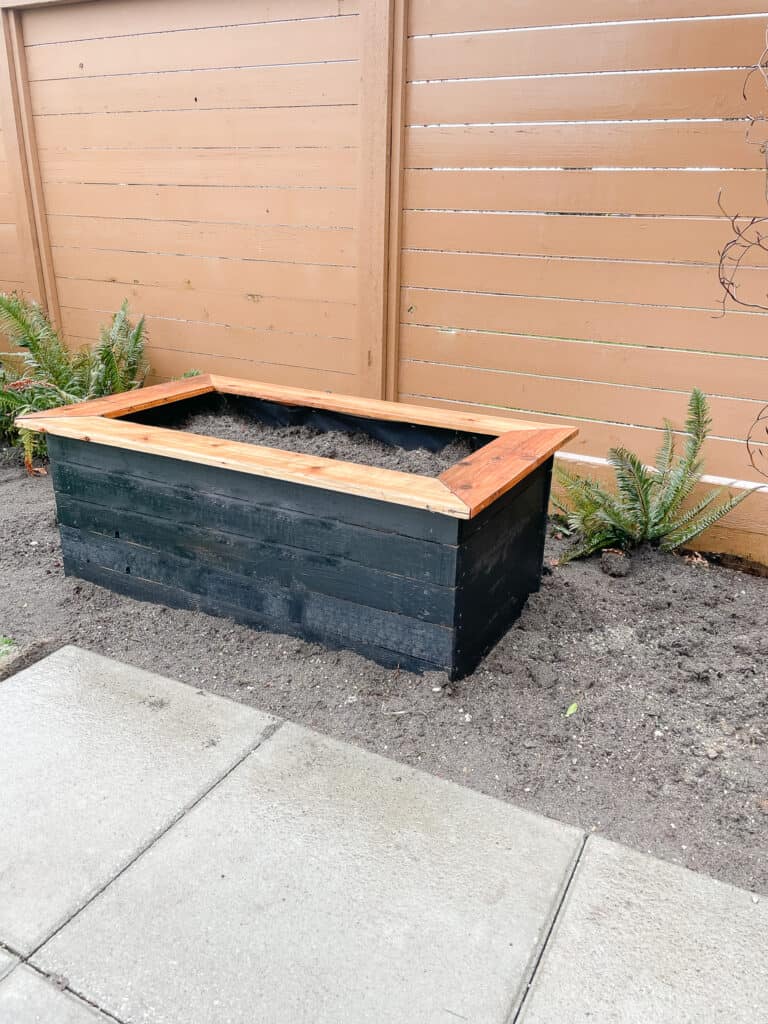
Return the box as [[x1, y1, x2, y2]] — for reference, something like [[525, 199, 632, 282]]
[[1, 461, 766, 895], [176, 410, 474, 476]]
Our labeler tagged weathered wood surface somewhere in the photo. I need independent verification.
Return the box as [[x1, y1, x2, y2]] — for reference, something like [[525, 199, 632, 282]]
[[20, 376, 576, 519], [48, 435, 554, 677]]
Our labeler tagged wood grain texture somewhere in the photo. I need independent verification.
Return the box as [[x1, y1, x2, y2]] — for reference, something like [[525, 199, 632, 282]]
[[408, 1, 768, 34], [404, 168, 765, 217], [384, 0, 408, 401], [405, 122, 763, 171], [206, 375, 553, 435], [402, 211, 741, 266], [32, 375, 216, 418], [400, 285, 768, 359], [408, 17, 767, 80], [22, 0, 359, 44], [38, 147, 360, 188], [20, 413, 472, 516], [30, 61, 359, 115], [408, 69, 758, 125], [0, 10, 44, 301], [397, 387, 759, 482], [441, 427, 575, 516], [25, 16, 361, 81], [400, 324, 768, 403], [400, 251, 732, 311]]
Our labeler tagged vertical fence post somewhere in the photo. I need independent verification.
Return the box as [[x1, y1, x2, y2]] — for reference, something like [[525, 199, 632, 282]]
[[356, 0, 398, 399], [384, 0, 407, 401], [0, 6, 59, 324]]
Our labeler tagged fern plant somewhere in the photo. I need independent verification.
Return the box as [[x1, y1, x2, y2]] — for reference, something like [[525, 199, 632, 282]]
[[553, 388, 756, 560], [0, 294, 148, 469]]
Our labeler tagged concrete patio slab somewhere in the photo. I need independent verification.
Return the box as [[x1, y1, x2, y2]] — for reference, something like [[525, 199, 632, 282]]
[[518, 836, 768, 1024], [0, 947, 18, 983], [0, 965, 109, 1022], [35, 722, 583, 1024], [0, 645, 275, 955]]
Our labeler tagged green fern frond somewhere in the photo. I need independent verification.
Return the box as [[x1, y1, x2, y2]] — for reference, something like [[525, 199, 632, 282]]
[[654, 419, 676, 489], [660, 487, 756, 550], [553, 388, 757, 561], [0, 295, 153, 468]]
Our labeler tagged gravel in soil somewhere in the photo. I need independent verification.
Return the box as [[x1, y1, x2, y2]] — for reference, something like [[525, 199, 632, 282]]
[[176, 410, 474, 475], [1, 462, 766, 894]]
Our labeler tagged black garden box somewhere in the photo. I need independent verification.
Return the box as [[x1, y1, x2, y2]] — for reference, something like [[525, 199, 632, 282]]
[[19, 376, 575, 679]]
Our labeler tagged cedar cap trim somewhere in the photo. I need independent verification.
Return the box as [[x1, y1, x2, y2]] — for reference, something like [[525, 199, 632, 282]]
[[16, 376, 578, 519]]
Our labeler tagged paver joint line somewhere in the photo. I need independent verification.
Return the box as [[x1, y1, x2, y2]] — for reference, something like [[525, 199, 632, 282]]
[[21, 961, 130, 1024], [25, 717, 285, 962], [508, 833, 589, 1024]]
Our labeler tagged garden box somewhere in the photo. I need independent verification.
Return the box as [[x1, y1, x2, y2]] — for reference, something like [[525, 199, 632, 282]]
[[18, 376, 576, 679]]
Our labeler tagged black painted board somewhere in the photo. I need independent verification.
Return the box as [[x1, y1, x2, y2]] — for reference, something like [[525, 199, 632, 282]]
[[63, 556, 442, 675], [123, 391, 495, 455], [56, 495, 455, 625], [450, 460, 553, 679], [48, 436, 461, 544], [51, 462, 458, 586], [60, 527, 455, 667]]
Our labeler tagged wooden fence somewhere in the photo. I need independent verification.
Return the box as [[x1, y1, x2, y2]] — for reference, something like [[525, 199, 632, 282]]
[[0, 0, 766, 561]]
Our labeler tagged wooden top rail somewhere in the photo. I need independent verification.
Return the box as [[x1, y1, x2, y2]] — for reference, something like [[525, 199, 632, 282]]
[[17, 376, 577, 518]]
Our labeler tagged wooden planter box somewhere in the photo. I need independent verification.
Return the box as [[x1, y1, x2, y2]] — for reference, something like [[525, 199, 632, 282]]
[[19, 376, 575, 679]]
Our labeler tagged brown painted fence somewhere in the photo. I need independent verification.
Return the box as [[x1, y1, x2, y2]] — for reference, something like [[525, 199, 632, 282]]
[[0, 0, 767, 560]]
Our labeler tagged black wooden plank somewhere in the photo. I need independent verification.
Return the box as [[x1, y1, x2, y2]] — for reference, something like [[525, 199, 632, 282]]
[[60, 527, 455, 667], [450, 460, 553, 679], [63, 557, 443, 675], [48, 435, 461, 544], [50, 461, 458, 586], [56, 496, 455, 625]]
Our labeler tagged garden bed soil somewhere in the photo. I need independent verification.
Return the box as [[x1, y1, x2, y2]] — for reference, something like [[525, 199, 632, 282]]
[[1, 460, 766, 895], [176, 410, 474, 475]]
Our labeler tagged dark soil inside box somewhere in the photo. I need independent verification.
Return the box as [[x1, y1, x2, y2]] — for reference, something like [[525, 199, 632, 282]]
[[1, 463, 767, 894], [176, 410, 474, 475]]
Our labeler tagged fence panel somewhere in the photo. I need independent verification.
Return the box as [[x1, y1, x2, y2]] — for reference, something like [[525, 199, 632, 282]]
[[18, 0, 379, 392], [395, 2, 768, 558]]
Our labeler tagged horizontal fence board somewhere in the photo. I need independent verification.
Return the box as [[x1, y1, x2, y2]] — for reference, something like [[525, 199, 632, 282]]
[[149, 354, 356, 393], [30, 62, 359, 116], [403, 211, 739, 265], [398, 359, 759, 443], [408, 1, 768, 34], [401, 286, 768, 358], [59, 307, 357, 371], [397, 376, 759, 481], [23, 0, 359, 45], [403, 169, 766, 217], [57, 278, 356, 340], [400, 250, 734, 311], [35, 106, 358, 152], [43, 183, 356, 229], [400, 324, 768, 403], [47, 216, 356, 266], [405, 122, 761, 171], [51, 247, 356, 304], [408, 69, 756, 125], [26, 16, 360, 81], [38, 147, 360, 188], [408, 17, 768, 80]]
